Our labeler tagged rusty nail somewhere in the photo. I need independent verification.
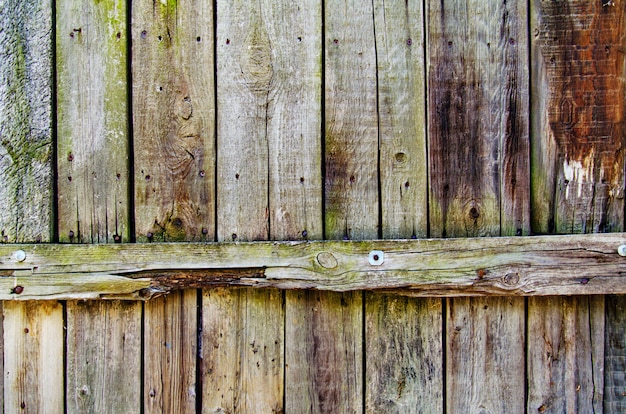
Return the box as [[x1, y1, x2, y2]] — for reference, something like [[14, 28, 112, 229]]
[[406, 38, 412, 46], [302, 230, 307, 238], [202, 228, 208, 235], [232, 233, 237, 240], [69, 230, 75, 238], [24, 328, 29, 334], [113, 235, 121, 243], [12, 286, 24, 294], [14, 250, 26, 262]]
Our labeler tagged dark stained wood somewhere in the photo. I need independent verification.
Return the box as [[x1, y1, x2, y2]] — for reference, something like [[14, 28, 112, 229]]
[[427, 0, 530, 411]]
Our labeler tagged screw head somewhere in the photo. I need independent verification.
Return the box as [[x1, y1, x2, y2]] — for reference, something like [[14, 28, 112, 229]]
[[14, 250, 26, 262], [618, 245, 626, 257], [368, 250, 384, 266]]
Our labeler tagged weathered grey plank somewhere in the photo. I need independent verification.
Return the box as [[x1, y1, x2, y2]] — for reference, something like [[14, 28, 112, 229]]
[[528, 296, 605, 413], [132, 1, 212, 410], [605, 295, 626, 413], [0, 0, 53, 244], [427, 0, 530, 411], [366, 295, 442, 413], [66, 300, 141, 413], [0, 1, 58, 411]]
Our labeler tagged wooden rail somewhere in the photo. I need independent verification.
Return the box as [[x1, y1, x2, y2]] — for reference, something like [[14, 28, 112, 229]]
[[2, 233, 625, 300]]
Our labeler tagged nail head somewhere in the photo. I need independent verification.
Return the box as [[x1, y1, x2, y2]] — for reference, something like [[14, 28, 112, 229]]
[[14, 250, 26, 262], [368, 250, 384, 266], [618, 245, 626, 256]]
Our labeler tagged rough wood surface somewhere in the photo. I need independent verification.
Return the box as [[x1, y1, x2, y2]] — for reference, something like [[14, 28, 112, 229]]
[[56, 0, 129, 243], [66, 300, 141, 413], [427, 0, 530, 411], [365, 295, 442, 413], [132, 0, 214, 243], [132, 1, 212, 410], [324, 0, 378, 241], [3, 301, 63, 413], [0, 0, 53, 243], [2, 234, 626, 299], [528, 296, 605, 413], [530, 0, 625, 234], [605, 295, 626, 412], [428, 0, 530, 239], [376, 0, 427, 240], [56, 2, 141, 412]]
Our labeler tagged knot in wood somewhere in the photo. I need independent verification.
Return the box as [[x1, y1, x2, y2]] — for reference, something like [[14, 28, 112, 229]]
[[503, 272, 519, 286], [240, 23, 273, 94], [316, 251, 338, 269]]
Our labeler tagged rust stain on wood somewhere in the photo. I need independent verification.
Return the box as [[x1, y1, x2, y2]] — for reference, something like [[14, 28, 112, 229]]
[[536, 0, 625, 233]]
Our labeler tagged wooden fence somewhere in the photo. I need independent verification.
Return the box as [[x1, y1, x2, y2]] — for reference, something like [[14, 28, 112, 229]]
[[1, 0, 625, 412]]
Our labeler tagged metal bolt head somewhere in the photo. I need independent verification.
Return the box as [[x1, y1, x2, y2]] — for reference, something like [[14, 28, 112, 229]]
[[618, 245, 626, 257], [368, 250, 384, 266], [14, 250, 26, 262]]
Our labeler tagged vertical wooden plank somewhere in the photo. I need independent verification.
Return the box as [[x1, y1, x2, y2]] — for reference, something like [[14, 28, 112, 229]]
[[56, 1, 141, 412], [427, 0, 529, 412], [66, 301, 141, 413], [530, 0, 625, 235], [0, 1, 61, 412], [132, 1, 213, 411], [324, 0, 379, 241], [529, 2, 625, 411], [375, 0, 427, 240], [605, 295, 626, 413], [205, 1, 301, 411], [366, 296, 442, 413], [4, 302, 63, 414], [528, 296, 605, 413], [56, 0, 129, 244], [365, 1, 443, 413]]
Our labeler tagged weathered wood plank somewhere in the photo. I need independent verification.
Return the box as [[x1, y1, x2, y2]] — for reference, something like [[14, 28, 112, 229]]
[[529, 2, 625, 411], [605, 295, 626, 413], [0, 1, 58, 412], [427, 0, 530, 411], [528, 296, 605, 413], [66, 300, 141, 413], [132, 0, 214, 243], [4, 301, 63, 413], [56, 1, 142, 412], [365, 295, 442, 413], [56, 0, 129, 244], [530, 0, 625, 234], [376, 0, 427, 240], [325, 0, 379, 241], [2, 234, 626, 298], [132, 1, 212, 410], [206, 1, 296, 410], [0, 0, 53, 244]]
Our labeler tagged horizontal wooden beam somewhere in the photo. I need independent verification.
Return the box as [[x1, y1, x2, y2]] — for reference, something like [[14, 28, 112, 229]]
[[1, 233, 625, 300]]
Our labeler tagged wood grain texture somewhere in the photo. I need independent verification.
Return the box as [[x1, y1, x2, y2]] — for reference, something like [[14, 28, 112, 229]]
[[285, 290, 362, 414], [144, 290, 197, 414], [3, 301, 63, 413], [325, 0, 379, 241], [427, 0, 530, 411], [365, 295, 442, 413], [132, 0, 214, 243], [531, 0, 626, 234], [528, 296, 605, 413], [428, 0, 530, 238], [56, 0, 129, 243], [375, 0, 427, 240], [132, 1, 212, 410], [0, 0, 53, 243], [0, 1, 58, 412], [605, 295, 626, 413], [203, 287, 284, 414], [66, 300, 141, 413]]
